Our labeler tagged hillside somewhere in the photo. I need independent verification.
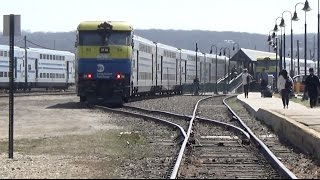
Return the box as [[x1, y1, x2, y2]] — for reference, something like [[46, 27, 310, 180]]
[[0, 30, 317, 59]]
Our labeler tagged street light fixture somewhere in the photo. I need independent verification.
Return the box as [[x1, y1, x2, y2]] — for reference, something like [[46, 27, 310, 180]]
[[292, 0, 312, 76], [210, 44, 218, 94], [232, 42, 240, 51], [279, 10, 294, 77], [268, 30, 274, 51]]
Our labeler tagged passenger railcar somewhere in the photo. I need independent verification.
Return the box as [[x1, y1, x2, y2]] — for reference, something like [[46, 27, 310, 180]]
[[27, 48, 75, 90], [154, 42, 180, 93], [0, 45, 75, 91], [131, 35, 156, 95]]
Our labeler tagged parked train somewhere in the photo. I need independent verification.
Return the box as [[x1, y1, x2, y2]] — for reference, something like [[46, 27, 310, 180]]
[[0, 45, 75, 91], [76, 21, 232, 105]]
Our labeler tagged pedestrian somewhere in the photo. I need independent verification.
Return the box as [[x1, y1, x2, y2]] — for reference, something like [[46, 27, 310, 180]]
[[242, 68, 252, 98], [277, 69, 293, 109], [304, 68, 320, 108], [259, 68, 269, 97]]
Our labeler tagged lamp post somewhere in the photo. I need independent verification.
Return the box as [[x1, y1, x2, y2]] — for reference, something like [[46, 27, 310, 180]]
[[272, 37, 279, 92], [292, 0, 312, 77], [318, 0, 320, 76], [220, 47, 231, 93], [219, 47, 227, 94], [225, 47, 231, 93], [194, 43, 199, 95], [202, 52, 206, 95], [280, 10, 294, 77], [232, 42, 240, 74], [195, 43, 198, 80], [210, 45, 218, 94], [274, 17, 283, 70], [297, 40, 301, 74]]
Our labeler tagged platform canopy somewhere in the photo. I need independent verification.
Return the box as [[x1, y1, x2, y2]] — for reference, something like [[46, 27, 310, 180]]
[[230, 48, 276, 63]]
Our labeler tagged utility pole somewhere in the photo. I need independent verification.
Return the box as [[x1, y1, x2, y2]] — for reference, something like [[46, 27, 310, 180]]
[[194, 43, 199, 95], [297, 40, 300, 75], [24, 36, 28, 91], [318, 0, 320, 76]]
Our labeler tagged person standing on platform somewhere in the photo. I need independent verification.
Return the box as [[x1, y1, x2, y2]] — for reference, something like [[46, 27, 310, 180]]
[[242, 69, 252, 98], [259, 68, 269, 97], [305, 68, 320, 108], [277, 69, 293, 109]]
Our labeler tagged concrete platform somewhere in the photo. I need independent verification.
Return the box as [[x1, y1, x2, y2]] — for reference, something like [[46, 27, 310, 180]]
[[237, 92, 320, 159]]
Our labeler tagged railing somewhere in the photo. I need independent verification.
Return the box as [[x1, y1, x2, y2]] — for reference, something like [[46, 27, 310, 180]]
[[227, 72, 243, 93]]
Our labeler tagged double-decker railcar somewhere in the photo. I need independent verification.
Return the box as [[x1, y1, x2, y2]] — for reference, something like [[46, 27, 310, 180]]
[[27, 48, 75, 90], [0, 45, 24, 88], [154, 42, 180, 93], [0, 45, 75, 91], [131, 35, 156, 95]]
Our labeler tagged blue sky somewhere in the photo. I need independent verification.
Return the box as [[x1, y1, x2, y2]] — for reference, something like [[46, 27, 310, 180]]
[[1, 0, 319, 35]]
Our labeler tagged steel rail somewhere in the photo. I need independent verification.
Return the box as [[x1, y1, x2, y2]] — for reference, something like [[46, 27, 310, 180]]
[[95, 105, 187, 138], [223, 95, 297, 179], [169, 95, 213, 179]]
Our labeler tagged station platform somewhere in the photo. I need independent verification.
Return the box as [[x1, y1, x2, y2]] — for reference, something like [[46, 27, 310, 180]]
[[237, 92, 320, 159]]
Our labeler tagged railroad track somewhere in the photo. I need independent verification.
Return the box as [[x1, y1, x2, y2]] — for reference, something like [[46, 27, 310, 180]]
[[95, 105, 187, 179], [225, 96, 307, 178], [183, 95, 296, 179], [0, 90, 76, 97], [93, 94, 296, 179]]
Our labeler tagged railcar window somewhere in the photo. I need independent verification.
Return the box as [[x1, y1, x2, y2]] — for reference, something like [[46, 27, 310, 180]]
[[132, 60, 135, 68], [0, 72, 3, 77], [4, 72, 7, 77], [0, 51, 3, 56], [4, 51, 7, 57]]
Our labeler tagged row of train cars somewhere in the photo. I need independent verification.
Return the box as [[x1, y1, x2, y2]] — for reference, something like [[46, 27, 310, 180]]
[[76, 21, 235, 105], [0, 45, 75, 91]]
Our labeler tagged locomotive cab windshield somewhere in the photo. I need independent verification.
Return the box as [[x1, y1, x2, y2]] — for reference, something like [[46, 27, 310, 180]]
[[78, 31, 131, 46]]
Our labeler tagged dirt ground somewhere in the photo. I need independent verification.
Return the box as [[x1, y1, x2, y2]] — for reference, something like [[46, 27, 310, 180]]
[[0, 94, 179, 179], [0, 95, 119, 140], [0, 95, 125, 178]]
